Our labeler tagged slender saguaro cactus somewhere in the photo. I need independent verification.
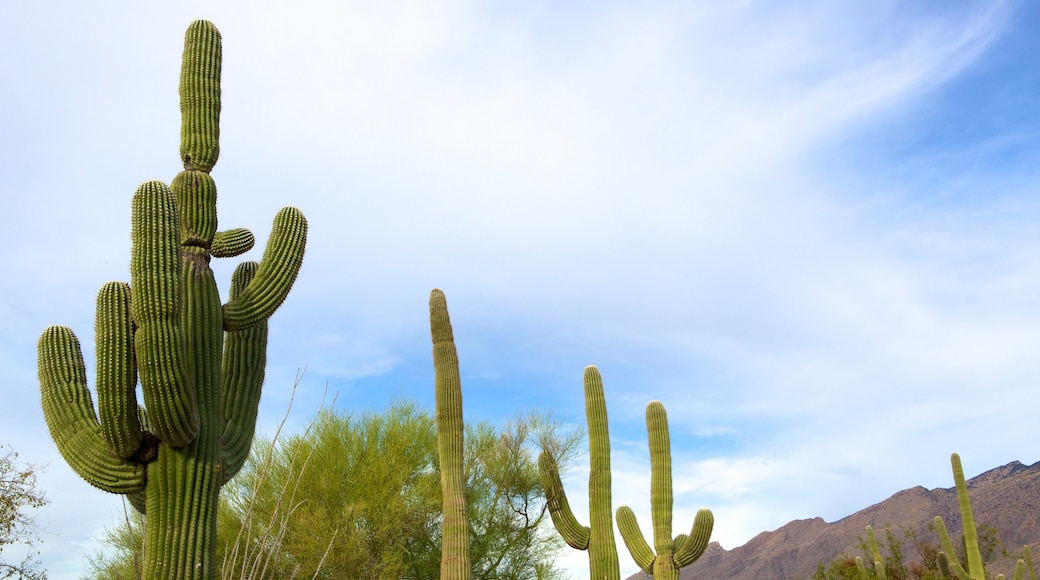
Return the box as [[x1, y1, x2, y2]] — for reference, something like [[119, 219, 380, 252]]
[[934, 453, 1030, 580], [854, 526, 888, 580], [430, 289, 471, 579], [36, 20, 306, 579], [538, 365, 621, 580], [616, 401, 714, 580]]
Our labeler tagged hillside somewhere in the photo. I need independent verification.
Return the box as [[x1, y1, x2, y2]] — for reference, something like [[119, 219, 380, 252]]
[[626, 459, 1040, 579]]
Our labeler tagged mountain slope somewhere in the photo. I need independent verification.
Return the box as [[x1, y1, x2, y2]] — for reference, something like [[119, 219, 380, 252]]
[[626, 459, 1040, 579]]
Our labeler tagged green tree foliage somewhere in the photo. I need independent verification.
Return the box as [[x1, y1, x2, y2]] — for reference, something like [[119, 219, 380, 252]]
[[0, 445, 47, 579], [86, 400, 579, 579]]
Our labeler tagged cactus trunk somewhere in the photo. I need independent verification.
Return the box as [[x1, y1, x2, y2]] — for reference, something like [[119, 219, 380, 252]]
[[934, 454, 992, 580], [139, 253, 224, 577], [430, 289, 471, 579], [144, 441, 221, 577]]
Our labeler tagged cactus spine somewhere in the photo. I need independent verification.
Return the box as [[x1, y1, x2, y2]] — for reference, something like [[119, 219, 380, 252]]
[[430, 289, 471, 579], [616, 401, 714, 580], [538, 365, 621, 580], [36, 20, 306, 579]]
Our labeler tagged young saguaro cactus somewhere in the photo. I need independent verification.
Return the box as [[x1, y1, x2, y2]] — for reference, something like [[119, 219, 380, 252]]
[[538, 365, 621, 580], [616, 401, 714, 580], [854, 526, 889, 580], [430, 289, 471, 579], [36, 20, 306, 579]]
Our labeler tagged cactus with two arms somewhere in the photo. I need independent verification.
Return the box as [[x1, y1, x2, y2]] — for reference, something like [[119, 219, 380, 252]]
[[36, 20, 306, 579], [934, 453, 1033, 580], [538, 365, 622, 580], [617, 401, 715, 580]]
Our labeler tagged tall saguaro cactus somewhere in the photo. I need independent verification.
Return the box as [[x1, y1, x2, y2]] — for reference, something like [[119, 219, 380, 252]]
[[616, 401, 714, 580], [538, 365, 621, 580], [429, 289, 471, 579], [934, 453, 1031, 580], [36, 20, 307, 579], [935, 453, 986, 580]]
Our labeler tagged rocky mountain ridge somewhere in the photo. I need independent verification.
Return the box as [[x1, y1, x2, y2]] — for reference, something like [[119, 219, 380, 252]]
[[626, 459, 1040, 579]]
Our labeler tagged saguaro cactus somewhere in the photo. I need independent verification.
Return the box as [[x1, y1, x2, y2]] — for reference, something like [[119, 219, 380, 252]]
[[934, 453, 1030, 580], [429, 289, 471, 579], [854, 526, 888, 579], [538, 365, 621, 580], [36, 20, 306, 579], [935, 453, 986, 580], [616, 401, 714, 580]]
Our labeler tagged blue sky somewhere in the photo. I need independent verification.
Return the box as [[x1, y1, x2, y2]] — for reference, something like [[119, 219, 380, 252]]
[[3, 1, 1040, 578]]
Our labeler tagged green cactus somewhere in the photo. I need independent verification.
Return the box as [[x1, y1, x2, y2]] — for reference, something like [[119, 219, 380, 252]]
[[616, 401, 714, 580], [36, 20, 306, 579], [853, 526, 888, 580], [429, 289, 471, 579], [934, 453, 1030, 580], [935, 453, 985, 580], [538, 365, 621, 580]]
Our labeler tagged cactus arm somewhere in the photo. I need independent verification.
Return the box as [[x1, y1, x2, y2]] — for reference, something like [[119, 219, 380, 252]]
[[37, 326, 146, 493], [95, 281, 144, 459], [1024, 546, 1035, 580], [938, 551, 956, 579], [616, 506, 656, 573], [210, 228, 255, 258], [219, 262, 267, 483], [179, 20, 221, 172], [538, 451, 591, 549], [856, 556, 870, 577], [127, 490, 147, 515], [131, 180, 199, 447], [673, 509, 714, 567], [854, 555, 888, 580], [873, 552, 890, 580], [935, 516, 970, 579], [875, 557, 889, 580], [221, 206, 307, 331], [430, 289, 471, 579], [854, 526, 889, 580]]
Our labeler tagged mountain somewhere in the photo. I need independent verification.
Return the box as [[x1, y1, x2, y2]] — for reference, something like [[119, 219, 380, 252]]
[[625, 459, 1040, 579]]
